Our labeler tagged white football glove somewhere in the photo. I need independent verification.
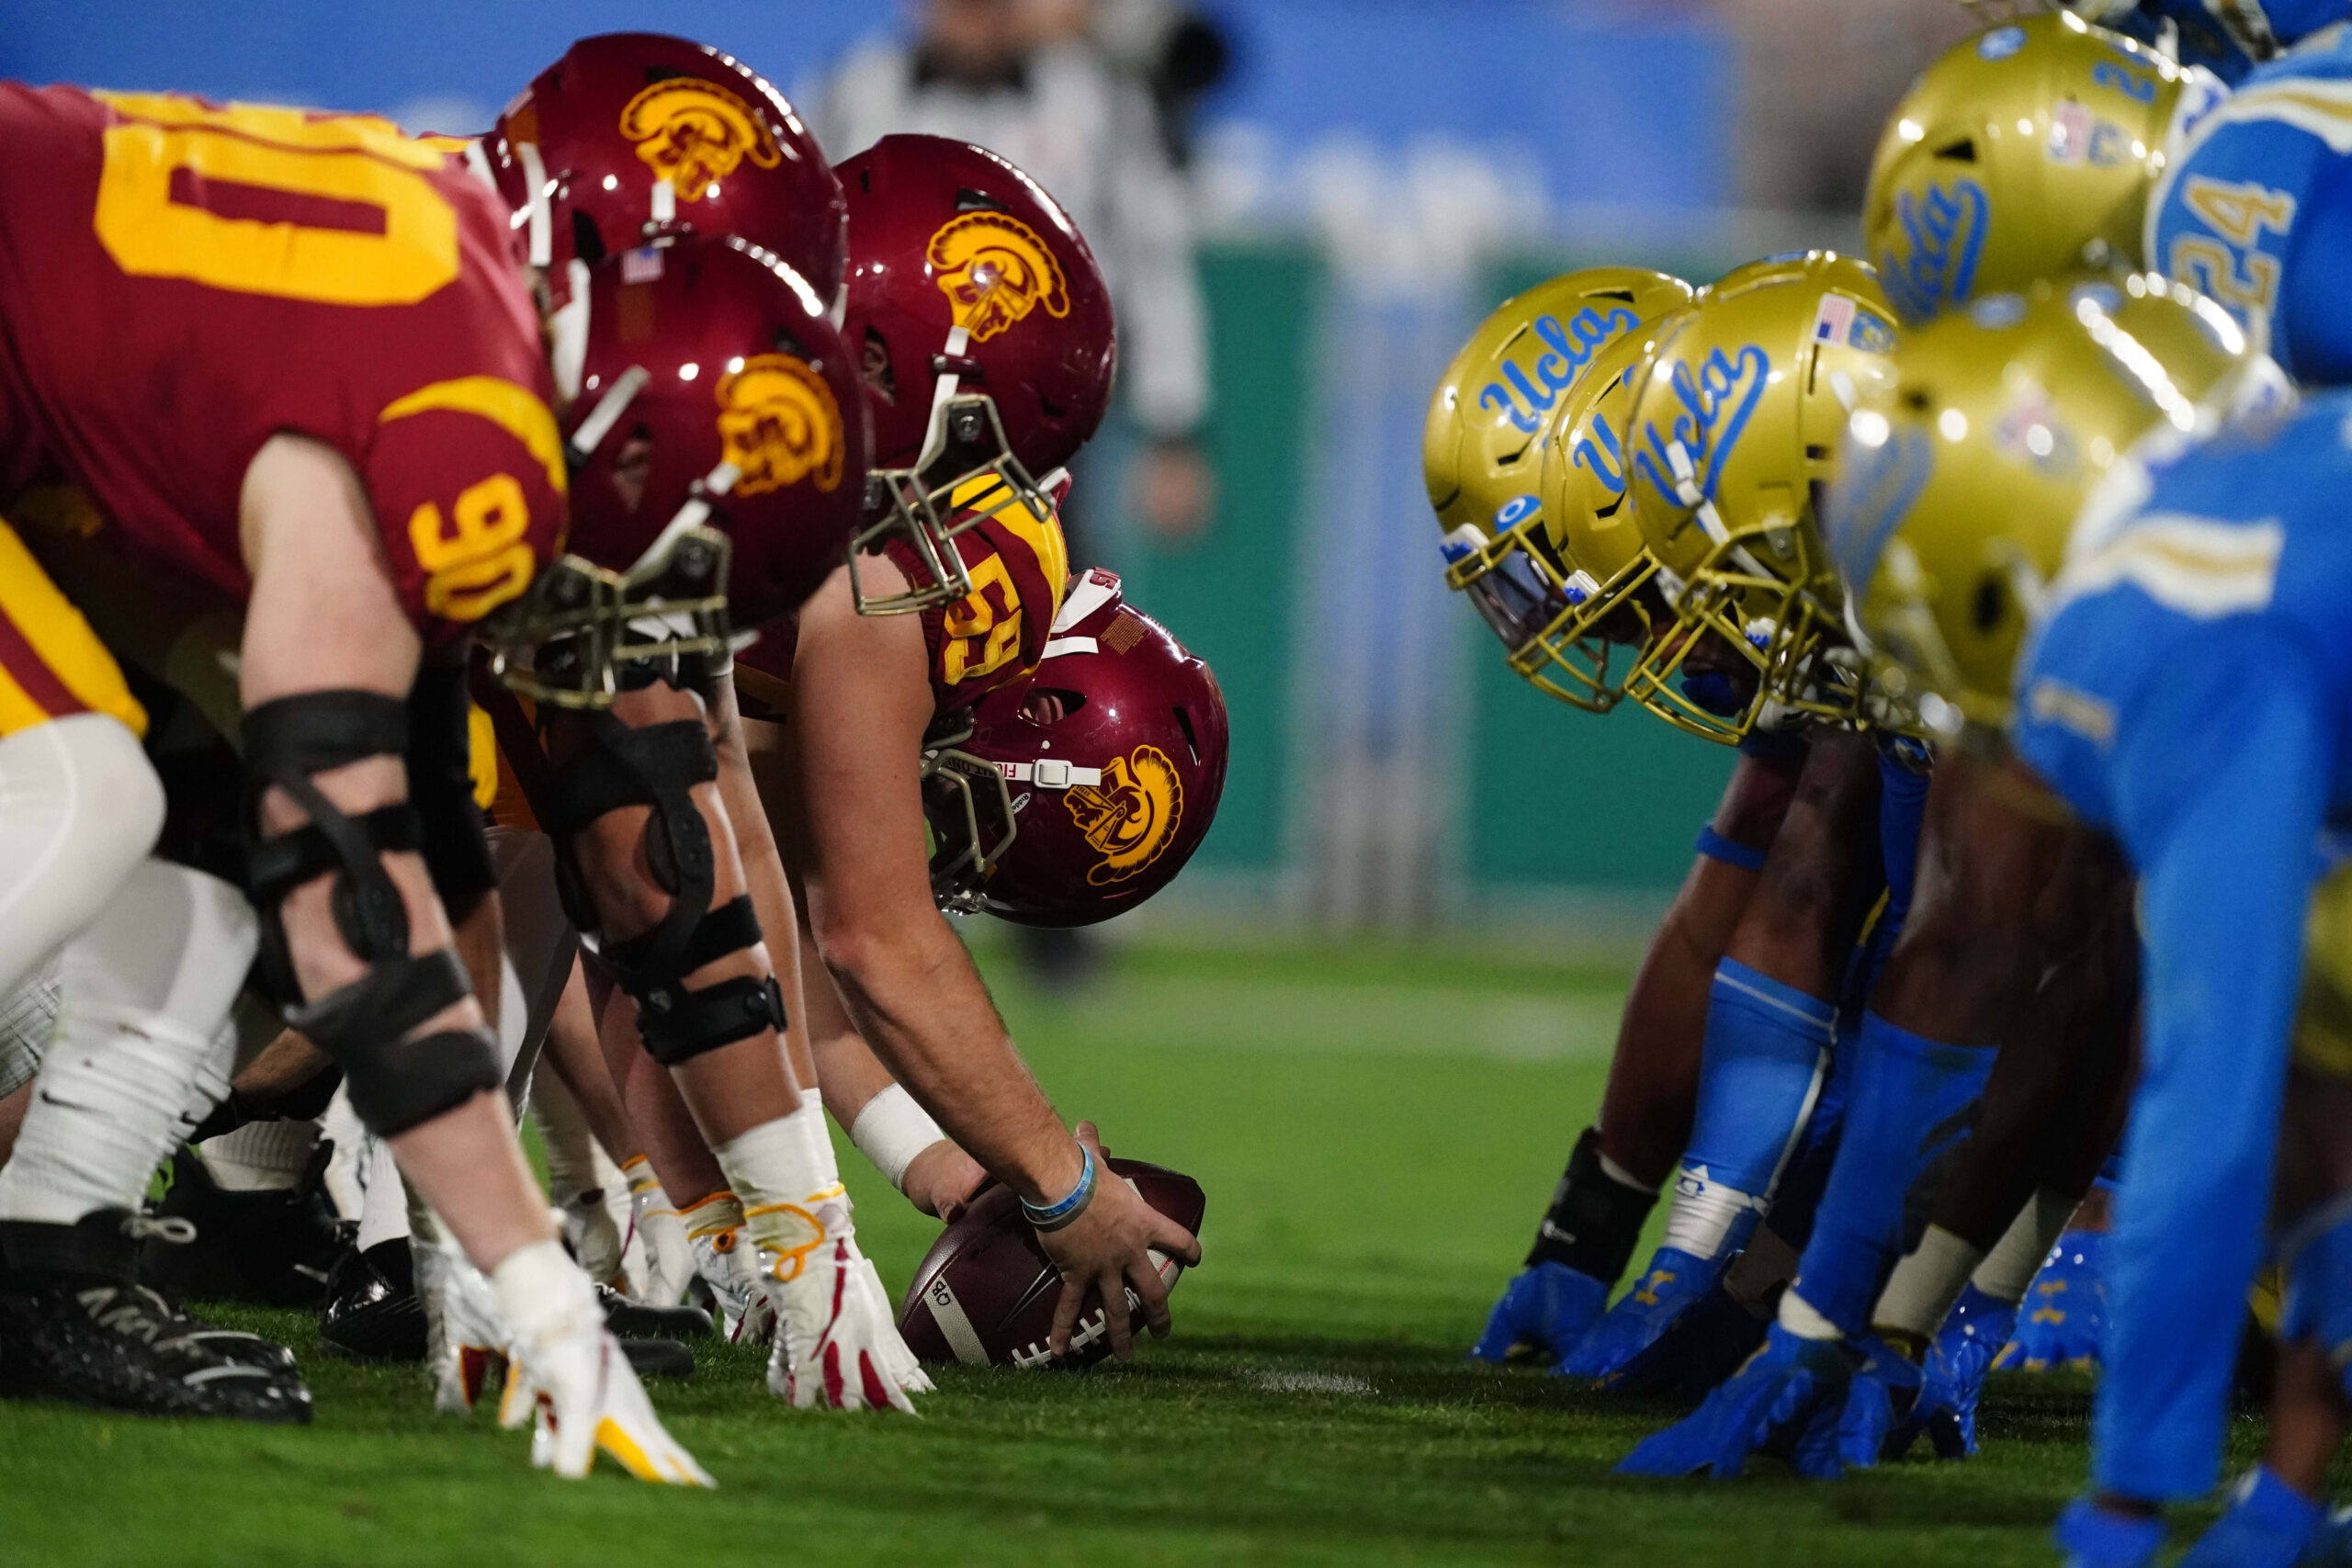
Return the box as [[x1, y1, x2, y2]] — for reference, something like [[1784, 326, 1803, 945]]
[[753, 1193, 924, 1413], [492, 1240, 712, 1486], [628, 1185, 694, 1307], [687, 1224, 763, 1341], [417, 1239, 510, 1416], [556, 1189, 627, 1290]]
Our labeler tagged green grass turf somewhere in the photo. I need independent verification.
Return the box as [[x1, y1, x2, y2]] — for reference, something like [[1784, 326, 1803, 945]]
[[0, 936, 2279, 1565]]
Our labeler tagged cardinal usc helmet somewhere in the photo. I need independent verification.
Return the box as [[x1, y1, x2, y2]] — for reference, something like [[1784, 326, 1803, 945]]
[[1619, 268, 1901, 741], [496, 235, 866, 707], [1423, 266, 1694, 710], [1825, 272, 2267, 734], [486, 33, 845, 307], [1865, 13, 2214, 325], [921, 570, 1227, 926], [837, 134, 1117, 615]]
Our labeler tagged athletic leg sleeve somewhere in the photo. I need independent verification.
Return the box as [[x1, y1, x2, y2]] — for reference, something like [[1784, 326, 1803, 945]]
[[1973, 1186, 2078, 1304], [198, 1117, 321, 1193], [1779, 1010, 1994, 1337], [1527, 1125, 1657, 1280], [0, 714, 164, 996], [1658, 958, 1834, 1260], [0, 859, 256, 1224]]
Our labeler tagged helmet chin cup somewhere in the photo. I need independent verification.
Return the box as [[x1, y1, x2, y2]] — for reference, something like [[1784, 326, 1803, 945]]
[[847, 391, 1053, 616], [491, 525, 735, 708], [918, 715, 1023, 911]]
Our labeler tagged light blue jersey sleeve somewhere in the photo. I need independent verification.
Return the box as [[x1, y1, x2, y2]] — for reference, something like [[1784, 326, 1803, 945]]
[[2019, 608, 2333, 1500], [2151, 69, 2352, 383]]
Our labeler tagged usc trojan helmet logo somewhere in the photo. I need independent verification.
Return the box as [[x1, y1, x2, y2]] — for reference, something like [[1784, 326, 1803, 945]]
[[1067, 746, 1183, 886], [715, 355, 844, 496], [617, 79, 782, 200], [926, 213, 1071, 342]]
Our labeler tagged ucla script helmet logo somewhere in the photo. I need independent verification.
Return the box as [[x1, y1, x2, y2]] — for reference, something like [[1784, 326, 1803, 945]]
[[927, 213, 1072, 342], [617, 78, 783, 199], [716, 354, 844, 496], [1879, 177, 1991, 322], [1067, 746, 1183, 886]]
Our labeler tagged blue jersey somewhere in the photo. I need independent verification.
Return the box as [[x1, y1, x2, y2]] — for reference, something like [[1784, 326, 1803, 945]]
[[2149, 24, 2352, 382], [2010, 388, 2352, 1501], [2111, 0, 2352, 83]]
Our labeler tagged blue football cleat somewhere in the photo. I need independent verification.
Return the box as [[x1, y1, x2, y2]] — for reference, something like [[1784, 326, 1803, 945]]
[[1887, 1283, 2018, 1461], [2053, 1496, 2167, 1568], [1615, 1325, 1859, 1480], [2178, 1467, 2326, 1568], [1468, 1262, 1611, 1365], [1832, 1333, 1921, 1470], [1559, 1247, 1725, 1385], [2000, 1230, 2107, 1371]]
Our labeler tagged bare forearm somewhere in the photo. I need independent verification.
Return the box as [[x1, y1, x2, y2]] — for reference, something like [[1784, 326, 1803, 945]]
[[826, 920, 1078, 1204]]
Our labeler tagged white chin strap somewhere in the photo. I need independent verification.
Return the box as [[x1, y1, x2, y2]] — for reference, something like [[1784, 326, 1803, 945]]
[[650, 177, 677, 227], [565, 363, 650, 465], [630, 462, 742, 575], [548, 259, 593, 402], [995, 759, 1100, 790], [517, 141, 553, 270], [913, 325, 974, 472]]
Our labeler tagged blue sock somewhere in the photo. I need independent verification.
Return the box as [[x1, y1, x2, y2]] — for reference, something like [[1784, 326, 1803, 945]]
[[1665, 959, 1835, 1258], [2281, 1194, 2352, 1393], [2053, 1497, 2166, 1568], [1786, 1010, 1995, 1334], [2180, 1466, 2324, 1568]]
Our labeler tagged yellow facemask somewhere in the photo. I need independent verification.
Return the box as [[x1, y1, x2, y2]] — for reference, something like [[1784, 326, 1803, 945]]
[[1615, 268, 1902, 743], [1423, 266, 1695, 709], [1824, 271, 2264, 735]]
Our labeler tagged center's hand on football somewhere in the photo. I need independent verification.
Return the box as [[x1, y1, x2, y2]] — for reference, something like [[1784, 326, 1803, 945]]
[[1035, 1122, 1202, 1361]]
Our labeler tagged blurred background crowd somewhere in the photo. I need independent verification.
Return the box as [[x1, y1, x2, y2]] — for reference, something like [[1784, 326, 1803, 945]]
[[0, 0, 1981, 943]]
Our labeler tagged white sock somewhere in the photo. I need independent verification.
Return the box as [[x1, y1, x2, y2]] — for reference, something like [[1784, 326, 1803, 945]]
[[354, 1137, 413, 1253], [0, 953, 60, 1099], [1973, 1186, 2078, 1305], [1658, 1163, 1763, 1260], [0, 860, 255, 1224], [199, 1117, 321, 1192], [711, 1091, 852, 1277], [1871, 1224, 1986, 1342], [1778, 1287, 1844, 1342]]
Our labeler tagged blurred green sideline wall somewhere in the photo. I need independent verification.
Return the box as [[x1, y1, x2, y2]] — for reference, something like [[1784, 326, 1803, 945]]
[[1113, 242, 1755, 907]]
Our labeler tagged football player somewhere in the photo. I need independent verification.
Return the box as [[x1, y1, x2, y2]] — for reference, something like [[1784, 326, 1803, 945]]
[[0, 82, 707, 1478], [1425, 267, 1837, 1368], [1826, 273, 2323, 1567]]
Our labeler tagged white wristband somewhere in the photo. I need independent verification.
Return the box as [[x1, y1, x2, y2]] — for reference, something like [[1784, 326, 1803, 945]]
[[849, 1083, 948, 1194]]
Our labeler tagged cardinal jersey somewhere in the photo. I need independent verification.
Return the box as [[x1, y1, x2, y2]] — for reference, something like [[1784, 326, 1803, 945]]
[[2009, 389, 2352, 1504], [2149, 25, 2352, 384], [0, 85, 566, 650], [885, 472, 1070, 715]]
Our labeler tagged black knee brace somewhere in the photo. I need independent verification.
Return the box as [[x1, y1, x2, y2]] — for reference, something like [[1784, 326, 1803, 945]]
[[406, 662, 497, 916], [544, 710, 785, 1066], [243, 691, 501, 1135]]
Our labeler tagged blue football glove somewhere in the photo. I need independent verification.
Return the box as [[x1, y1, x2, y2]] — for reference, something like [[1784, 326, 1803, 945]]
[[1998, 1229, 2107, 1371], [1559, 1247, 1725, 1385], [2053, 1496, 2167, 1568], [1469, 1262, 1610, 1365], [1615, 1325, 1859, 1480], [1886, 1283, 2018, 1461], [2178, 1467, 2326, 1568], [1831, 1334, 1922, 1470]]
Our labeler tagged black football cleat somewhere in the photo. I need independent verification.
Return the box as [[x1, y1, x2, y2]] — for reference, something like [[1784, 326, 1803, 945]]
[[620, 1338, 696, 1382], [142, 1143, 352, 1308], [319, 1238, 427, 1362], [0, 1211, 311, 1423], [598, 1284, 714, 1342]]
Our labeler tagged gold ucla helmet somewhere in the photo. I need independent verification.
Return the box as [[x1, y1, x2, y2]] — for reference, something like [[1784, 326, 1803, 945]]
[[1617, 269, 1901, 742], [1824, 272, 2264, 734], [1865, 12, 2205, 325], [1423, 266, 1694, 708], [1707, 249, 1883, 303]]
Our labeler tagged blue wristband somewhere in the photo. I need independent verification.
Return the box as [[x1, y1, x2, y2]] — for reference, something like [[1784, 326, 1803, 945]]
[[1022, 1143, 1098, 1232]]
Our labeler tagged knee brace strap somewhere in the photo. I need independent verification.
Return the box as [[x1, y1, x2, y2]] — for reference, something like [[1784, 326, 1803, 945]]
[[606, 896, 786, 1065], [407, 662, 497, 910], [243, 691, 415, 1000], [543, 713, 719, 986], [291, 947, 501, 1136]]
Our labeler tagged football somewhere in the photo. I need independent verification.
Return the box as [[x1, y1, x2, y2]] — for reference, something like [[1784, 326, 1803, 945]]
[[896, 1158, 1206, 1369]]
